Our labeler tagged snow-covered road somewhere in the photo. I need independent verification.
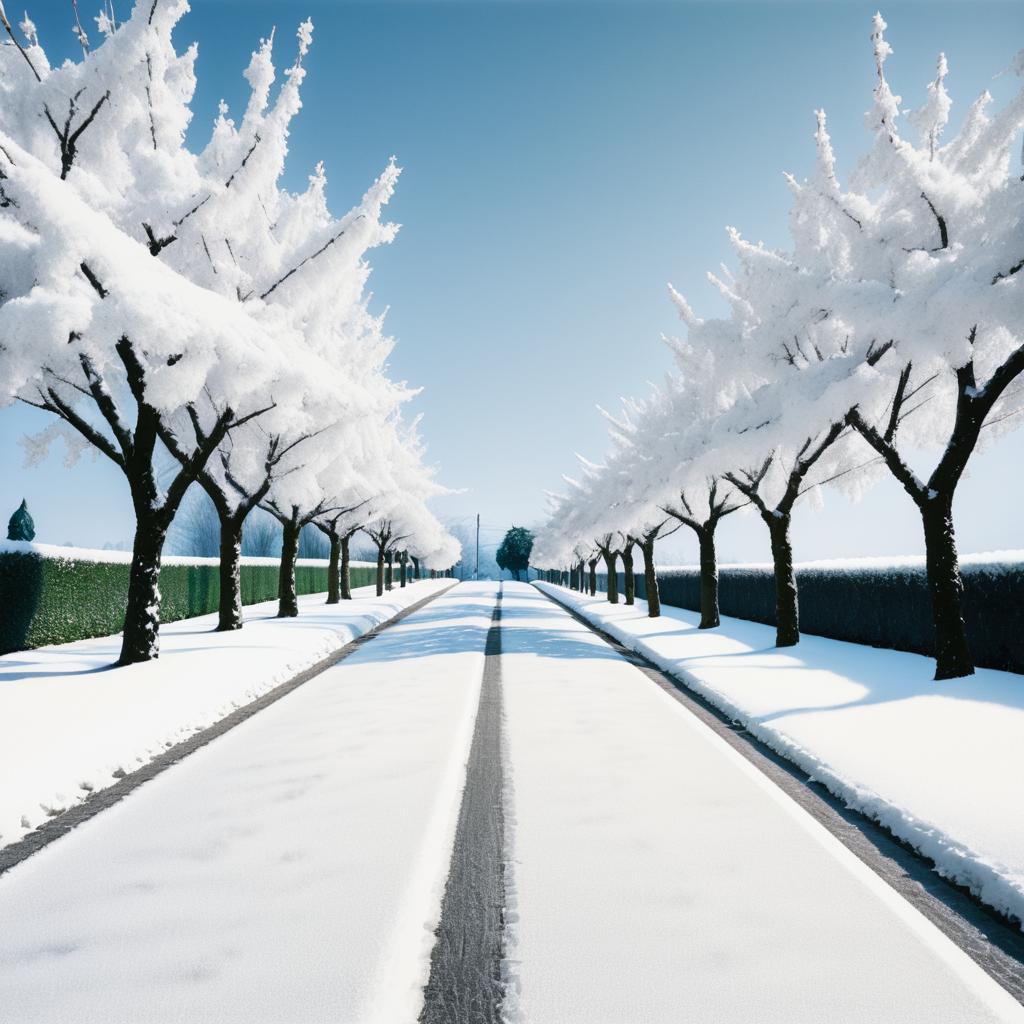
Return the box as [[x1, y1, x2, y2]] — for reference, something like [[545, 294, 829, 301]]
[[0, 583, 496, 1024], [0, 580, 1022, 1023], [499, 582, 1024, 1024], [0, 578, 453, 846]]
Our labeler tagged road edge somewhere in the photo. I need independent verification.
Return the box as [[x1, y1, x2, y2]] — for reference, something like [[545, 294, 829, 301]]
[[535, 582, 1024, 1005], [0, 581, 459, 879]]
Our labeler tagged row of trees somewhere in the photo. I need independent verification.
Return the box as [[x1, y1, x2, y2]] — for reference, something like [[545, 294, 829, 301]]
[[533, 14, 1024, 680], [0, 1, 459, 664]]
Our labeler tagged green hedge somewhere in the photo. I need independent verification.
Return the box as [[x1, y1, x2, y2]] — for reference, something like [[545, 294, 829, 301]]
[[588, 559, 1024, 674], [0, 550, 378, 654]]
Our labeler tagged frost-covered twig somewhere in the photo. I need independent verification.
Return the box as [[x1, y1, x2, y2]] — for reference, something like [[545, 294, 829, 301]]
[[0, 2, 41, 82], [259, 217, 364, 301]]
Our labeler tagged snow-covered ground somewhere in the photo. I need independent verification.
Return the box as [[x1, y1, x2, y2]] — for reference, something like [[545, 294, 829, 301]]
[[504, 582, 1024, 1023], [0, 579, 450, 848], [0, 582, 494, 1024], [537, 581, 1024, 931]]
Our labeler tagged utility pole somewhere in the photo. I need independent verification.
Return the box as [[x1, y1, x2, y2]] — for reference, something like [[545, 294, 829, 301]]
[[475, 513, 480, 580]]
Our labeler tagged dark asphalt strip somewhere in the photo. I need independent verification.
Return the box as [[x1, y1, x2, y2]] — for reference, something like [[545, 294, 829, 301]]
[[420, 584, 506, 1024], [537, 584, 1024, 1006], [0, 582, 458, 879]]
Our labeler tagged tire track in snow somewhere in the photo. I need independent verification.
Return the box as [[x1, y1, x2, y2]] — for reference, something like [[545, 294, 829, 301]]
[[537, 583, 1024, 1007], [420, 583, 506, 1024], [0, 582, 458, 880]]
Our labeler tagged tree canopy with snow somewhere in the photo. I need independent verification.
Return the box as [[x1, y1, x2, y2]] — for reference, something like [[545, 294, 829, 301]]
[[532, 13, 1024, 680], [0, 0, 455, 662]]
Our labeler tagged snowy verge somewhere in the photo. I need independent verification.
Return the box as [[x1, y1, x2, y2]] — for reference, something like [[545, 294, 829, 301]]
[[537, 583, 1024, 930], [0, 580, 452, 847]]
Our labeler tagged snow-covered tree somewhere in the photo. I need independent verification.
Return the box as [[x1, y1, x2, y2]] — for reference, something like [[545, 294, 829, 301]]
[[0, 4, 330, 661], [1, 4, 421, 650], [600, 372, 737, 625], [828, 18, 1024, 678], [148, 21, 405, 630], [665, 238, 863, 648], [0, 134, 289, 662], [362, 517, 406, 596], [358, 413, 452, 595], [315, 500, 374, 603]]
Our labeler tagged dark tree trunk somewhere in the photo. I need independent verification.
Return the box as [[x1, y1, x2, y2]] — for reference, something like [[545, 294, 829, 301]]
[[640, 537, 660, 618], [920, 495, 974, 680], [326, 532, 341, 604], [622, 548, 635, 605], [767, 514, 798, 647], [376, 548, 386, 596], [118, 514, 167, 665], [588, 559, 598, 596], [697, 527, 720, 630], [430, 568, 437, 580], [602, 551, 619, 604], [340, 534, 353, 599], [412, 556, 421, 580], [400, 555, 408, 588], [386, 553, 394, 591], [278, 519, 300, 618], [217, 516, 244, 630]]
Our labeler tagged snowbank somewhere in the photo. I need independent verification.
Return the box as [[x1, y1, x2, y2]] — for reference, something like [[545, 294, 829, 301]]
[[0, 579, 450, 848], [538, 583, 1024, 929]]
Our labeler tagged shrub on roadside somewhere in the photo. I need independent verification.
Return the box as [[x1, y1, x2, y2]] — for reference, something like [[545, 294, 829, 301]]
[[592, 555, 1024, 674], [0, 545, 379, 654]]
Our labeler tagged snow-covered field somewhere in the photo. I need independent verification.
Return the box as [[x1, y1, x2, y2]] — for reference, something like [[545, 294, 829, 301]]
[[537, 582, 1024, 930], [504, 582, 1024, 1022], [0, 582, 493, 1024], [0, 579, 450, 848]]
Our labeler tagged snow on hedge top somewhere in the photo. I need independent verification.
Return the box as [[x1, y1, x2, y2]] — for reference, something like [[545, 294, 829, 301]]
[[0, 540, 375, 569], [654, 550, 1024, 575]]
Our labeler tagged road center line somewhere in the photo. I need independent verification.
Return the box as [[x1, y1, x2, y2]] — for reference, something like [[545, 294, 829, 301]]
[[420, 583, 506, 1024]]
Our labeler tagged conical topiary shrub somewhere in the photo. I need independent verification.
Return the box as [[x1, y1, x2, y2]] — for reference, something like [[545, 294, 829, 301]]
[[7, 500, 35, 542]]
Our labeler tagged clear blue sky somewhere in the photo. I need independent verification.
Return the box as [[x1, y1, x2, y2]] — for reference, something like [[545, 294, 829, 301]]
[[2, 0, 1021, 563]]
